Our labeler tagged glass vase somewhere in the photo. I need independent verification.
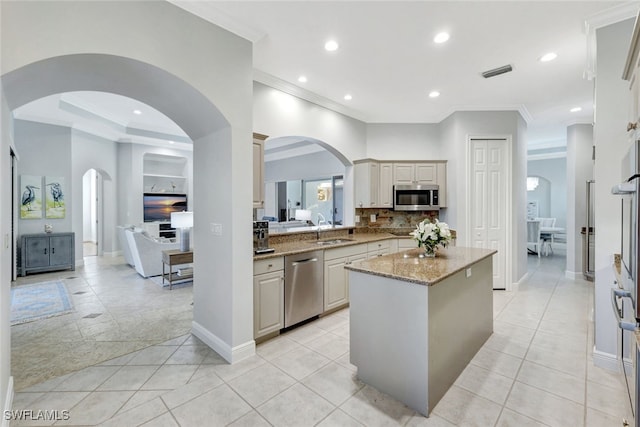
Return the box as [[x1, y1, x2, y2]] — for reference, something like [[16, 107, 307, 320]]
[[423, 245, 436, 258]]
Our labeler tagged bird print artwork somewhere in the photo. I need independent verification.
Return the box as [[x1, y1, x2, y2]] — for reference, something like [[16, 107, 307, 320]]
[[20, 176, 42, 219], [45, 177, 66, 219]]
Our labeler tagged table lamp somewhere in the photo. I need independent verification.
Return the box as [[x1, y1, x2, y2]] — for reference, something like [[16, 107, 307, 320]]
[[171, 211, 193, 252]]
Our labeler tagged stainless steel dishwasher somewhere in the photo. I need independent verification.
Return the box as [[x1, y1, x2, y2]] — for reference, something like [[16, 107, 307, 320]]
[[284, 250, 324, 328]]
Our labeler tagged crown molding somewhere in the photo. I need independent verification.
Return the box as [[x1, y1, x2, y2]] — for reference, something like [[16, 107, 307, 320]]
[[584, 2, 640, 80], [253, 70, 369, 122], [168, 0, 266, 43], [528, 151, 567, 161]]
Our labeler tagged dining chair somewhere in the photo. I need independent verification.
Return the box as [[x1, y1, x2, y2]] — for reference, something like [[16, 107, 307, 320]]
[[526, 220, 543, 257], [536, 218, 556, 254]]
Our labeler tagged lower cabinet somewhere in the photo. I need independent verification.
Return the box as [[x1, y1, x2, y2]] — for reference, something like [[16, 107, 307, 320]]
[[20, 232, 75, 276], [253, 257, 284, 339], [324, 244, 368, 312], [367, 240, 393, 258]]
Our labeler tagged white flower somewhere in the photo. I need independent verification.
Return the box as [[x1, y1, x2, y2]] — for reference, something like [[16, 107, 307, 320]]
[[411, 217, 452, 250]]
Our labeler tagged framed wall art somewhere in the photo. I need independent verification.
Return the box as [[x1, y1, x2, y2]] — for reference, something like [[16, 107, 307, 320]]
[[20, 175, 43, 219], [45, 176, 66, 219]]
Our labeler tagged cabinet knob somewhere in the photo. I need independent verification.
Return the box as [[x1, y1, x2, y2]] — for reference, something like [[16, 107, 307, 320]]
[[268, 264, 273, 268], [628, 122, 638, 132]]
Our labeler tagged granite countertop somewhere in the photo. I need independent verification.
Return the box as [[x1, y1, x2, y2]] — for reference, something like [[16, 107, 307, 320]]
[[254, 232, 401, 260], [344, 246, 496, 287]]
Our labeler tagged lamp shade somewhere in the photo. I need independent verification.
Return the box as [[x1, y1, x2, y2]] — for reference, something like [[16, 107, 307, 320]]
[[294, 209, 312, 221], [171, 211, 193, 228]]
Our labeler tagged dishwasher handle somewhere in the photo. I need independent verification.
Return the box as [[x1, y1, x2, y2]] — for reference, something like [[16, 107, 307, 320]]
[[291, 257, 318, 267], [611, 288, 637, 331]]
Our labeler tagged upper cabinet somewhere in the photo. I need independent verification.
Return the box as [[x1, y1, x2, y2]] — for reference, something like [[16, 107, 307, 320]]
[[143, 153, 188, 194], [393, 163, 437, 185], [355, 159, 447, 208], [354, 160, 379, 208], [253, 133, 267, 209]]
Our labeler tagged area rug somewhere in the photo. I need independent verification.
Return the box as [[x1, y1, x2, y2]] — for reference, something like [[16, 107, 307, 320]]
[[11, 280, 74, 325]]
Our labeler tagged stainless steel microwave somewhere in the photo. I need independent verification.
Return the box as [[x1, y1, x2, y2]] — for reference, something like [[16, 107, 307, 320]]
[[393, 184, 439, 211]]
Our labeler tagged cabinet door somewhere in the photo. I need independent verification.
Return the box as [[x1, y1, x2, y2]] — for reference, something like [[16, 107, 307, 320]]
[[253, 137, 265, 208], [25, 236, 49, 268], [414, 163, 437, 184], [393, 164, 415, 185], [49, 235, 73, 266], [253, 271, 284, 339], [324, 257, 348, 311], [437, 163, 447, 207], [354, 161, 379, 208], [378, 162, 394, 208]]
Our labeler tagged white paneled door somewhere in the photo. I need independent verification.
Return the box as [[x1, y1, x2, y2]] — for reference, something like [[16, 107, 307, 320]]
[[470, 139, 508, 290]]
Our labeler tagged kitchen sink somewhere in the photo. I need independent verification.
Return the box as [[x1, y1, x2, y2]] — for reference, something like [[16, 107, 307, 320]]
[[316, 238, 354, 245]]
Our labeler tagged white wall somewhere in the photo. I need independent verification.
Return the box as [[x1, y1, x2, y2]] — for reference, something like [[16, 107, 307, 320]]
[[0, 15, 14, 413], [71, 130, 118, 258], [440, 110, 528, 285], [593, 18, 635, 365], [82, 170, 94, 242], [14, 120, 72, 236], [566, 124, 594, 278], [366, 123, 442, 159], [2, 0, 254, 369], [527, 157, 567, 228]]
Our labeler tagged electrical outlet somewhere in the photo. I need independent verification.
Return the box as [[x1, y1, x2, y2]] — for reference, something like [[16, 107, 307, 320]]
[[370, 214, 376, 223], [465, 268, 472, 278], [355, 215, 360, 223]]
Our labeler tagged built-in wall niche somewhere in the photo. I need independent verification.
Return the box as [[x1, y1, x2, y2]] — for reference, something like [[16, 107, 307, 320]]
[[143, 153, 188, 194]]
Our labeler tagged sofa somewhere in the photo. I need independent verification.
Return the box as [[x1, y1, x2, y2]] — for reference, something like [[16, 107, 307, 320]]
[[125, 229, 180, 277], [117, 225, 136, 267]]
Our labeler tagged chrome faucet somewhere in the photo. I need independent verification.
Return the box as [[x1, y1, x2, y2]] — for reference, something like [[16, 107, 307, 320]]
[[317, 212, 326, 225]]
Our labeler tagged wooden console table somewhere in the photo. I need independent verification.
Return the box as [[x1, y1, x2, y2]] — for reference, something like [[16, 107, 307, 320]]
[[161, 249, 193, 290]]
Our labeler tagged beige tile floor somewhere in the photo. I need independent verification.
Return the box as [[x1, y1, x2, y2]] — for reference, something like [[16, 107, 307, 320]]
[[11, 255, 193, 390], [10, 248, 632, 426]]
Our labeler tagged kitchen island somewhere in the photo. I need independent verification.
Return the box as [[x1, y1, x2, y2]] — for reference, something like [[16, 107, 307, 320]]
[[345, 245, 496, 416]]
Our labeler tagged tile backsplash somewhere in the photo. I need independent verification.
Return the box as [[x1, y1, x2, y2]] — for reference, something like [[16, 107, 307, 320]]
[[356, 208, 439, 229]]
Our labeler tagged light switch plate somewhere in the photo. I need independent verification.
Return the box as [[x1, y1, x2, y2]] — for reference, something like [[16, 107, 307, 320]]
[[370, 214, 376, 223], [210, 223, 223, 236]]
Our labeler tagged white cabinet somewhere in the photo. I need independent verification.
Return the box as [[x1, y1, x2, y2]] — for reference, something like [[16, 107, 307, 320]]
[[367, 240, 392, 258], [143, 153, 188, 194], [253, 133, 267, 209], [378, 162, 394, 208], [323, 244, 367, 311], [253, 257, 284, 339], [393, 162, 436, 185], [354, 161, 379, 208]]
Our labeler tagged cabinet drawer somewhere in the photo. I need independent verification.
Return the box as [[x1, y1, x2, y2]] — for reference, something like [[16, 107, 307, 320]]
[[254, 257, 284, 275], [367, 240, 390, 253], [324, 243, 368, 261]]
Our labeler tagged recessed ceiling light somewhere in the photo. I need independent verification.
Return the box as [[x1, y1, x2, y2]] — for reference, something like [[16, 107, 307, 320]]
[[133, 109, 142, 115], [324, 40, 339, 51], [429, 91, 440, 98], [298, 75, 308, 83], [539, 52, 558, 62], [570, 107, 582, 113], [433, 32, 450, 44], [344, 94, 352, 101]]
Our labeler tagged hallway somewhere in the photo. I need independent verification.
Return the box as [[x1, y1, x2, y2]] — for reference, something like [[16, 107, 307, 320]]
[[8, 249, 630, 426]]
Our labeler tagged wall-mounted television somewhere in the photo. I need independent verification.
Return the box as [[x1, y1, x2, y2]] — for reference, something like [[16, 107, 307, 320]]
[[143, 193, 187, 222]]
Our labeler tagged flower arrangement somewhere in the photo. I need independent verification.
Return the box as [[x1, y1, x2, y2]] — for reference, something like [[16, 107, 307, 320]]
[[410, 218, 452, 257]]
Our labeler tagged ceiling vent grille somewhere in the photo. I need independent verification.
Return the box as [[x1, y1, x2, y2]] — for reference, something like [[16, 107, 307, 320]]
[[481, 64, 513, 78]]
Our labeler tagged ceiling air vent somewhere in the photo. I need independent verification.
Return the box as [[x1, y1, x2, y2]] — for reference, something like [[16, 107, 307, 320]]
[[481, 64, 513, 78]]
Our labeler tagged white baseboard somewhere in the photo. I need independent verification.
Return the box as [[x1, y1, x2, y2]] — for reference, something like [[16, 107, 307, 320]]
[[565, 270, 584, 280], [2, 376, 14, 427], [191, 321, 255, 364], [109, 250, 122, 258], [592, 347, 621, 372], [511, 271, 531, 293]]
